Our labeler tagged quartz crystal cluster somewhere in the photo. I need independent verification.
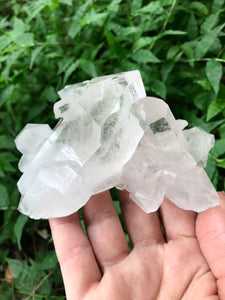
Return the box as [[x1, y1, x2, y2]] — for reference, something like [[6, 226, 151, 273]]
[[15, 70, 219, 219]]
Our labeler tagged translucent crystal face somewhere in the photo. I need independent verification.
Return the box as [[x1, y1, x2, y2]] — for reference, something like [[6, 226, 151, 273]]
[[15, 70, 219, 219]]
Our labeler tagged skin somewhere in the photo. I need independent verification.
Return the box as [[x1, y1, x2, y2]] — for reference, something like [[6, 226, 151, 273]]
[[49, 191, 225, 300]]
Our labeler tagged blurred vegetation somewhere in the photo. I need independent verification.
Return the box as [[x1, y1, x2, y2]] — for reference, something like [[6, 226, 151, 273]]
[[0, 0, 225, 298]]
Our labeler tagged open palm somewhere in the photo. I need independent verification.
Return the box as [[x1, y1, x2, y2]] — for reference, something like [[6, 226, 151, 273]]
[[49, 191, 225, 300]]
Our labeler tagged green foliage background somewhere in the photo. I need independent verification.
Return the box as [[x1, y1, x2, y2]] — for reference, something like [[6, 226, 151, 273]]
[[0, 0, 225, 298]]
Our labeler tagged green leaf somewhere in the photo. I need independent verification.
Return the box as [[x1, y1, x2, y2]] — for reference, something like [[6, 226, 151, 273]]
[[30, 45, 44, 69], [161, 61, 175, 82], [137, 1, 164, 15], [0, 168, 5, 178], [37, 250, 58, 270], [0, 184, 9, 207], [201, 13, 219, 34], [119, 27, 140, 39], [41, 86, 58, 102], [188, 114, 224, 132], [217, 158, 225, 168], [38, 277, 51, 295], [14, 33, 34, 47], [0, 35, 12, 52], [63, 61, 79, 84], [110, 187, 119, 201], [0, 85, 14, 108], [6, 259, 43, 292], [46, 33, 57, 45], [1, 152, 18, 162], [86, 43, 103, 60], [118, 60, 139, 72], [23, 0, 51, 22], [113, 200, 121, 214], [0, 249, 9, 262], [187, 14, 198, 39], [105, 27, 117, 56], [107, 0, 122, 12], [166, 45, 180, 60], [133, 37, 156, 52], [206, 59, 223, 95], [188, 2, 209, 16], [204, 119, 225, 132], [212, 168, 218, 187], [59, 0, 72, 5], [133, 30, 186, 51], [194, 79, 212, 91], [13, 18, 26, 34], [193, 90, 214, 112], [195, 24, 225, 58], [0, 160, 16, 173], [210, 37, 222, 54], [150, 80, 166, 99], [80, 60, 97, 78], [161, 30, 186, 36], [160, 0, 174, 4], [27, 103, 47, 120], [207, 99, 225, 121], [14, 215, 28, 251], [212, 0, 225, 13], [0, 219, 15, 244], [80, 10, 108, 27], [58, 57, 74, 75], [218, 123, 225, 139], [205, 156, 216, 180], [35, 14, 46, 36], [80, 219, 86, 234], [0, 135, 15, 150], [0, 284, 13, 300], [68, 0, 92, 38], [181, 44, 194, 63], [1, 48, 24, 79], [0, 16, 9, 29], [210, 138, 225, 157], [131, 49, 160, 63], [131, 0, 143, 15]]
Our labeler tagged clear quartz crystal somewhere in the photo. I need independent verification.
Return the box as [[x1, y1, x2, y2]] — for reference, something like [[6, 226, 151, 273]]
[[15, 70, 219, 219]]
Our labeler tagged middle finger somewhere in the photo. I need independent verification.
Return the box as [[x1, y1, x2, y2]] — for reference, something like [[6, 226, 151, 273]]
[[119, 190, 165, 248]]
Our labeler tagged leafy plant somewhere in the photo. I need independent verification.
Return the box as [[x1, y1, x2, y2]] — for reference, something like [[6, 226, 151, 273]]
[[0, 0, 224, 298]]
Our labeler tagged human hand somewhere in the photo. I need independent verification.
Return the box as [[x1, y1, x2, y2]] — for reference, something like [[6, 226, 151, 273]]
[[49, 191, 225, 300]]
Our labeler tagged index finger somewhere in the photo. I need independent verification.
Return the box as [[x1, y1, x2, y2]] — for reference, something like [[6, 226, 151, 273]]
[[49, 212, 101, 300]]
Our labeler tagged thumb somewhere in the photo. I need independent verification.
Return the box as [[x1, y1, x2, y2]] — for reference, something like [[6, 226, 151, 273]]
[[196, 192, 225, 299]]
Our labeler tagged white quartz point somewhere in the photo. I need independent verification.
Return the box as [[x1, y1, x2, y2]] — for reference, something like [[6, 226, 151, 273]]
[[119, 97, 219, 212], [15, 124, 52, 156], [183, 127, 215, 167], [15, 124, 53, 172], [15, 70, 219, 219], [18, 162, 88, 219]]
